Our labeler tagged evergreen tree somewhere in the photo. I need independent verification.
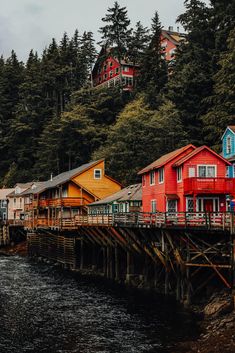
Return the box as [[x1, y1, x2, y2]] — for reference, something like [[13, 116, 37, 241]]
[[98, 1, 132, 68], [138, 12, 168, 108], [202, 27, 235, 150], [167, 0, 214, 143], [80, 31, 97, 87], [93, 96, 187, 185], [0, 51, 24, 184]]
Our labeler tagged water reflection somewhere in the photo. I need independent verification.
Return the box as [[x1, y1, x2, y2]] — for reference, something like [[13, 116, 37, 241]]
[[0, 257, 195, 353]]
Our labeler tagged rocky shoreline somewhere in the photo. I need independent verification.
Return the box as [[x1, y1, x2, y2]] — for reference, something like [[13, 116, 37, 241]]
[[174, 291, 235, 353]]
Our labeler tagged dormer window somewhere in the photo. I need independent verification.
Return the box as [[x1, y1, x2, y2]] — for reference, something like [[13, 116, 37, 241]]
[[94, 169, 102, 179], [227, 136, 232, 154]]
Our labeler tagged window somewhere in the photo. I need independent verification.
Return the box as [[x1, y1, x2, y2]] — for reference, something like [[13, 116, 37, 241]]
[[110, 62, 113, 67], [150, 171, 155, 185], [158, 168, 164, 184], [227, 136, 232, 154], [104, 73, 107, 80], [167, 200, 177, 213], [14, 198, 16, 205], [198, 165, 216, 178], [177, 166, 182, 182], [113, 203, 119, 213], [151, 200, 157, 213], [104, 64, 107, 71], [115, 68, 119, 74], [94, 169, 102, 179], [188, 167, 195, 177], [110, 70, 113, 77], [123, 66, 129, 72], [142, 175, 146, 187], [186, 198, 194, 213]]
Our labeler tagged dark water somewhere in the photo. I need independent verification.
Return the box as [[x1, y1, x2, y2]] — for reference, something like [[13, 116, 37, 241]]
[[0, 256, 196, 353]]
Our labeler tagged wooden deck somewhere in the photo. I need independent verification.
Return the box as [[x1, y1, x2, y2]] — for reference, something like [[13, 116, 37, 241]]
[[24, 211, 235, 233]]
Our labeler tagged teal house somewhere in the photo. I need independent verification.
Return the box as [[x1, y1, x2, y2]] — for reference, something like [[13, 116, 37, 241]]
[[222, 126, 235, 177]]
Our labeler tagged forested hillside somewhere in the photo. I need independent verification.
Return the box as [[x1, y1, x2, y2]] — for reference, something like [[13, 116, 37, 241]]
[[0, 0, 234, 187]]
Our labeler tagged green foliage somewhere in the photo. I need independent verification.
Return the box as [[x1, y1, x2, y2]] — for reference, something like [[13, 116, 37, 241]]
[[93, 97, 188, 185], [202, 27, 235, 150], [167, 0, 214, 144], [137, 12, 168, 108], [99, 1, 132, 62], [0, 1, 234, 187]]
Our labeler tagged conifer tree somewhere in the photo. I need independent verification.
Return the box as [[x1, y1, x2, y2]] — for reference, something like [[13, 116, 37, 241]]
[[202, 27, 235, 150], [98, 1, 132, 74], [138, 12, 168, 108], [167, 0, 214, 143]]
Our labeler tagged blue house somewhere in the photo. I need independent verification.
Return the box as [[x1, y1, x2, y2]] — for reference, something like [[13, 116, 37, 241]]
[[222, 126, 235, 177]]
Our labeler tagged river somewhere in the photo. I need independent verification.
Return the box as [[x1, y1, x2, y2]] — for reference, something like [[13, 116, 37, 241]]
[[0, 256, 196, 353]]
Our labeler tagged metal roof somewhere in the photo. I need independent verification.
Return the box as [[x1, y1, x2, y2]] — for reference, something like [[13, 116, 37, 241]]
[[138, 145, 195, 175], [89, 184, 142, 206], [30, 160, 103, 195]]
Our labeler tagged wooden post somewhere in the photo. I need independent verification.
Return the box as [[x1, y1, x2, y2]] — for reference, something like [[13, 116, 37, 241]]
[[80, 238, 84, 270], [164, 243, 169, 295], [115, 244, 120, 281], [186, 241, 191, 305], [102, 247, 107, 277], [126, 250, 134, 284]]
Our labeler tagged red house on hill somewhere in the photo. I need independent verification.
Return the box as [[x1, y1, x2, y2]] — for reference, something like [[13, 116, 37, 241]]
[[138, 144, 235, 214], [160, 27, 186, 63], [92, 48, 138, 91]]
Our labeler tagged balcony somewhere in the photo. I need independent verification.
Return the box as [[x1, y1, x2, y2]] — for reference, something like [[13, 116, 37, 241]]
[[37, 197, 85, 208], [184, 177, 235, 195]]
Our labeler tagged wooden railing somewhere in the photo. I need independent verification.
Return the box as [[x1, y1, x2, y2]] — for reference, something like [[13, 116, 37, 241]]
[[23, 212, 235, 233], [184, 177, 235, 194]]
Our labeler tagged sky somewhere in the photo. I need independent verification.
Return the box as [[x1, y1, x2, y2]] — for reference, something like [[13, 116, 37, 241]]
[[0, 0, 187, 62]]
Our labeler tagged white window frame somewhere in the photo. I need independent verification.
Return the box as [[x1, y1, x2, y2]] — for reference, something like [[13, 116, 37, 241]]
[[196, 197, 220, 212], [158, 168, 164, 184], [186, 197, 194, 213], [166, 199, 177, 213], [227, 136, 232, 154], [197, 165, 217, 178], [94, 169, 102, 179], [177, 166, 182, 182], [150, 171, 155, 186], [151, 199, 157, 213], [142, 175, 146, 187]]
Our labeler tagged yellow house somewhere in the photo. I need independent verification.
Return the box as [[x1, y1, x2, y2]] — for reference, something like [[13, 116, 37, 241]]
[[25, 160, 121, 229]]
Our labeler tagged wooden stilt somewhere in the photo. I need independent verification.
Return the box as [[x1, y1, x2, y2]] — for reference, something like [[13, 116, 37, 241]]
[[80, 238, 84, 270], [115, 244, 120, 281]]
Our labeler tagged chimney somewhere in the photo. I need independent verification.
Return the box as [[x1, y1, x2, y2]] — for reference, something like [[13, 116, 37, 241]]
[[177, 26, 180, 32], [168, 26, 173, 32]]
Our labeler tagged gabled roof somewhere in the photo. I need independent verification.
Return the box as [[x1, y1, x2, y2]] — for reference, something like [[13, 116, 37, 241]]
[[173, 145, 232, 167], [138, 144, 195, 175], [89, 184, 142, 206], [7, 182, 35, 197], [221, 126, 235, 140], [30, 160, 105, 195], [161, 29, 186, 45], [0, 188, 14, 200], [20, 182, 46, 196]]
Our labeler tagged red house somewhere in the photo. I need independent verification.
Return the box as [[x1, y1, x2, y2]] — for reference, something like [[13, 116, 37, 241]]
[[92, 48, 138, 91], [138, 144, 235, 214]]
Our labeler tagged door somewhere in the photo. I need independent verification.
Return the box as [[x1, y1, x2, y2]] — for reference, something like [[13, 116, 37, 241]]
[[204, 199, 213, 212]]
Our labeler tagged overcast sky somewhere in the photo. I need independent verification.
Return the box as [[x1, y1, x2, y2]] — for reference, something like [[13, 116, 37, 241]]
[[0, 0, 187, 62]]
